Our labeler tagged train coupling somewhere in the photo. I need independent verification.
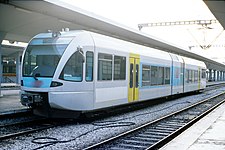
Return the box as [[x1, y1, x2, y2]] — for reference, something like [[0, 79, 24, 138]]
[[20, 92, 44, 107]]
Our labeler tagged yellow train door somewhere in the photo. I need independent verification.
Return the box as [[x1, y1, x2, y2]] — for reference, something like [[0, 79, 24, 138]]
[[128, 54, 140, 102], [198, 67, 201, 90]]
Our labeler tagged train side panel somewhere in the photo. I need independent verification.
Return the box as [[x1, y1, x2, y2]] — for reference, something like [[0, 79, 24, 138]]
[[139, 53, 172, 101], [183, 57, 206, 93], [90, 33, 129, 109], [170, 54, 184, 95]]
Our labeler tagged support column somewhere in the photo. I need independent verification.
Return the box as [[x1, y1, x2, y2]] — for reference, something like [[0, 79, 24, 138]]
[[224, 71, 225, 81], [222, 71, 224, 81], [209, 69, 212, 81], [0, 32, 6, 97], [219, 71, 221, 81], [16, 52, 22, 84], [224, 72, 225, 81], [221, 71, 222, 81], [213, 70, 216, 81], [223, 72, 224, 81], [217, 71, 220, 81]]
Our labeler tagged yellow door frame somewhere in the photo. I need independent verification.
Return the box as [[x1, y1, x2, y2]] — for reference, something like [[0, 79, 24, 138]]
[[128, 53, 140, 102], [198, 67, 201, 89]]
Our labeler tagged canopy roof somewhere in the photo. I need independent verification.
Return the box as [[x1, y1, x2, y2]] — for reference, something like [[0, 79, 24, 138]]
[[0, 0, 225, 70]]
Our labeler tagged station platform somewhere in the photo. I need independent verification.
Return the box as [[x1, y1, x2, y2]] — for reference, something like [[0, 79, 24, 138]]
[[161, 101, 225, 150], [1, 83, 20, 88], [207, 81, 225, 86], [0, 84, 29, 115]]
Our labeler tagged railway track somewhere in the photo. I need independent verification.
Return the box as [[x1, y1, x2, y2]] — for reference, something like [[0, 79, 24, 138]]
[[85, 91, 225, 150], [205, 82, 225, 92], [0, 112, 59, 141]]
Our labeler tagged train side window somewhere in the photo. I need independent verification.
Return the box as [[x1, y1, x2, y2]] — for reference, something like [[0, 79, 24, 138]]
[[130, 64, 133, 88], [185, 69, 189, 83], [60, 51, 83, 82], [151, 66, 158, 85], [164, 67, 170, 84], [158, 67, 164, 85], [136, 64, 139, 87], [188, 70, 191, 83], [192, 70, 195, 82], [194, 70, 198, 82], [189, 70, 193, 83], [86, 51, 93, 81], [98, 53, 112, 81], [114, 56, 126, 80], [142, 65, 151, 86]]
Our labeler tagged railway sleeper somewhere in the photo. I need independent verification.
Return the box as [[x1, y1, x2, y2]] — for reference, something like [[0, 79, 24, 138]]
[[138, 133, 164, 139], [144, 131, 169, 136], [130, 136, 161, 142], [159, 121, 186, 126], [152, 126, 177, 132], [168, 118, 190, 123], [122, 139, 154, 146], [118, 143, 148, 149], [173, 114, 196, 120], [156, 124, 182, 129], [108, 147, 132, 150], [187, 111, 202, 115], [146, 129, 172, 134], [164, 120, 187, 125]]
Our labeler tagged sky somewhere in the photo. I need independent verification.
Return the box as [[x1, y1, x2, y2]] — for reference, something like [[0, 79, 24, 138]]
[[61, 0, 225, 63]]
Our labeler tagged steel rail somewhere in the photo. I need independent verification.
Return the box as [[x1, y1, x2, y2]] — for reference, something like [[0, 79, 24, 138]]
[[0, 118, 57, 141], [84, 91, 225, 150]]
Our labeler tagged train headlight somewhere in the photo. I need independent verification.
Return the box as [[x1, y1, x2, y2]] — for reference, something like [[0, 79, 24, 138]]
[[50, 81, 63, 87]]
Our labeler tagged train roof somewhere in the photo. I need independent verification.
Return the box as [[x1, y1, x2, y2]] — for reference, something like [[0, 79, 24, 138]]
[[182, 56, 206, 68], [88, 31, 172, 61], [30, 30, 206, 67]]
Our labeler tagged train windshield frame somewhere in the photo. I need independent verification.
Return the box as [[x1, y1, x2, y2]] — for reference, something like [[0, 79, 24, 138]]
[[22, 37, 73, 78]]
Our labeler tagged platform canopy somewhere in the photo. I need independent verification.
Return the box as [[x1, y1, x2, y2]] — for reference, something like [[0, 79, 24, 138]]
[[0, 0, 225, 70], [204, 0, 225, 29]]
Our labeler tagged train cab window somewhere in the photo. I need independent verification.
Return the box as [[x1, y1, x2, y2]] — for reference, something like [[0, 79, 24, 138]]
[[164, 67, 170, 84], [60, 51, 83, 82], [202, 69, 206, 79], [151, 66, 158, 85], [98, 53, 112, 80], [86, 51, 94, 81], [142, 65, 151, 86], [114, 56, 126, 80]]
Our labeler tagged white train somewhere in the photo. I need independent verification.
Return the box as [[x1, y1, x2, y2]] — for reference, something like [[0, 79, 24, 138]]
[[20, 30, 207, 118]]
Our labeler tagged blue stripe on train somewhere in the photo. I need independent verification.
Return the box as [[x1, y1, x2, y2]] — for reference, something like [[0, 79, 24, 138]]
[[22, 77, 52, 88]]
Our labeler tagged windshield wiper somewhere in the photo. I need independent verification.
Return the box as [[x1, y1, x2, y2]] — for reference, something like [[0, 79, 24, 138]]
[[30, 66, 39, 80], [33, 73, 39, 81]]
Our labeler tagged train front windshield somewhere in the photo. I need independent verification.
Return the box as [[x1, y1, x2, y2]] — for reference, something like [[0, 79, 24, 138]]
[[22, 37, 73, 77]]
